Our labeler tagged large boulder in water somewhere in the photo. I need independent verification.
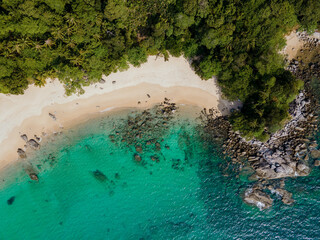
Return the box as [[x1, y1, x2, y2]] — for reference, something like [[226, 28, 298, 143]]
[[244, 188, 273, 210]]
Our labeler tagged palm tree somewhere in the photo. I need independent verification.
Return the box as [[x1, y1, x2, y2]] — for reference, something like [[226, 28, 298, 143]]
[[44, 38, 55, 48]]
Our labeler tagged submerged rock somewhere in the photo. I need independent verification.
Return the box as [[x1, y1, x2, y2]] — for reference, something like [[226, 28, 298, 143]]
[[29, 173, 39, 181], [92, 170, 107, 182], [134, 153, 142, 162], [155, 142, 161, 151], [7, 196, 15, 205], [135, 145, 143, 153], [244, 188, 273, 210]]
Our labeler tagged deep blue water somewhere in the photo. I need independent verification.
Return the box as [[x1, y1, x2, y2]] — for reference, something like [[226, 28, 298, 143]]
[[0, 107, 320, 240]]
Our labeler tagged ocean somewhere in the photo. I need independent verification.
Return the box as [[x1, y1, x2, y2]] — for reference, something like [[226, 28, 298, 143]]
[[0, 105, 320, 240]]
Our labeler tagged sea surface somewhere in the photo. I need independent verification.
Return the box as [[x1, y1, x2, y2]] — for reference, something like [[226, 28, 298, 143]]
[[0, 105, 320, 240]]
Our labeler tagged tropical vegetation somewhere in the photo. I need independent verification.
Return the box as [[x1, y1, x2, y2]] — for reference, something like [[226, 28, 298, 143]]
[[0, 0, 319, 140]]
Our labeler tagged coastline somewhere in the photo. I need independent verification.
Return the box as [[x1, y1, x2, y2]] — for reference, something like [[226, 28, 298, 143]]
[[0, 56, 237, 171]]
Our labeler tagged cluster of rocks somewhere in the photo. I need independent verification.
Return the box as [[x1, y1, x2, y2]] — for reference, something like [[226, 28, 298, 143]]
[[15, 112, 64, 181], [288, 31, 320, 80], [297, 31, 320, 47], [17, 134, 41, 158], [244, 179, 293, 210], [16, 133, 42, 181], [109, 99, 178, 165], [198, 108, 230, 144]]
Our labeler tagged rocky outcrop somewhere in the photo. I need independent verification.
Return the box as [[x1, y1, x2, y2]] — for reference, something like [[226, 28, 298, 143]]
[[244, 188, 273, 210], [222, 89, 317, 180], [211, 32, 320, 210]]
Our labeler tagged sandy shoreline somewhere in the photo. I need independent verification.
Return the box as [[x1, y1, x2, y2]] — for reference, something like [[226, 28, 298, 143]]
[[0, 56, 239, 171]]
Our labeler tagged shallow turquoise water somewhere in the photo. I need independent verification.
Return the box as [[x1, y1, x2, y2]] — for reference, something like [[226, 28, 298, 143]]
[[0, 108, 320, 239]]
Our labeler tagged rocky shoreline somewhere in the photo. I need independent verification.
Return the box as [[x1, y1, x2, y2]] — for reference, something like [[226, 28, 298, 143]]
[[213, 31, 320, 210]]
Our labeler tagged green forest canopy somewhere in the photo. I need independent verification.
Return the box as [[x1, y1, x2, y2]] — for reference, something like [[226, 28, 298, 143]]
[[0, 0, 319, 140]]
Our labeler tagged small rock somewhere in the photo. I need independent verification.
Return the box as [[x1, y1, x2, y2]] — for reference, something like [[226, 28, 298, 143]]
[[29, 173, 38, 181], [20, 134, 28, 142], [135, 145, 143, 153], [134, 153, 142, 162], [314, 160, 320, 166], [99, 79, 106, 84], [155, 142, 161, 151], [27, 139, 40, 149], [17, 148, 27, 158], [49, 113, 56, 120], [34, 135, 41, 142]]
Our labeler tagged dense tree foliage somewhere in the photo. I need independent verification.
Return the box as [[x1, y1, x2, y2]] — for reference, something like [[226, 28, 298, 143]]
[[0, 0, 319, 139]]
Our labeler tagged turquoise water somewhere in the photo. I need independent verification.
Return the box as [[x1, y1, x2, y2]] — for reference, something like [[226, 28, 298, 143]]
[[1, 107, 320, 239]]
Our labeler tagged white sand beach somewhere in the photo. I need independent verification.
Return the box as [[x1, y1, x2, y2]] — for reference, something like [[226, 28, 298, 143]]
[[0, 56, 238, 170]]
